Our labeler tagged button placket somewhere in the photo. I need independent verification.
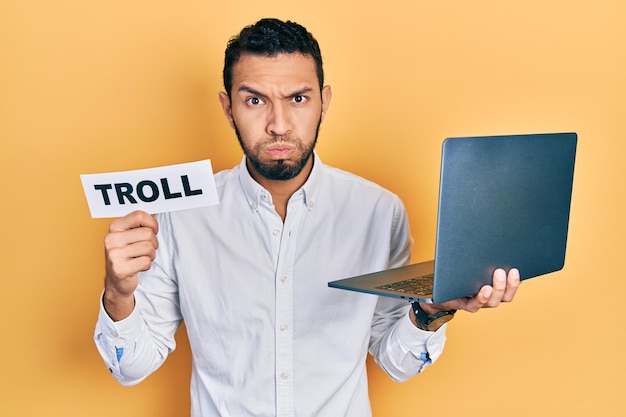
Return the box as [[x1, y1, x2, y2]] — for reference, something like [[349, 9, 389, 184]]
[[273, 198, 307, 416]]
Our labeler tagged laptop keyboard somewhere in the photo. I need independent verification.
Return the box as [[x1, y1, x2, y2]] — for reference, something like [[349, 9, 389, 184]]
[[376, 274, 434, 296]]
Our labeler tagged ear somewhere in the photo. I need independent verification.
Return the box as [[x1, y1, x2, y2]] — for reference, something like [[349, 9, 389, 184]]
[[218, 92, 235, 129], [320, 85, 332, 122]]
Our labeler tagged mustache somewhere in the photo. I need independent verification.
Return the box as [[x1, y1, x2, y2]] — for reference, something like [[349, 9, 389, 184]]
[[266, 135, 295, 144]]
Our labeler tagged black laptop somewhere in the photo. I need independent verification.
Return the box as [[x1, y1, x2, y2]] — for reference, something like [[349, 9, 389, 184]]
[[328, 132, 577, 304]]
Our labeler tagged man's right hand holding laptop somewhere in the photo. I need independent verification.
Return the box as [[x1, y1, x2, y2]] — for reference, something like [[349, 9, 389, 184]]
[[410, 268, 521, 331]]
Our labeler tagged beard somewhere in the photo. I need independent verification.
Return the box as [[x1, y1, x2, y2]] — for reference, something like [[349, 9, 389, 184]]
[[233, 118, 322, 181]]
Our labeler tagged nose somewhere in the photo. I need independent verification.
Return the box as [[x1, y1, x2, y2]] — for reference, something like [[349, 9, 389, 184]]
[[266, 102, 292, 137]]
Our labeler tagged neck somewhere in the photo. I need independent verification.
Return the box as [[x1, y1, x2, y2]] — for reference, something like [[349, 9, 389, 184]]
[[247, 156, 314, 221]]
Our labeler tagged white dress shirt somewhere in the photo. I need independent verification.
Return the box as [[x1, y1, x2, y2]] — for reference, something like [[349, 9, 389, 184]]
[[94, 154, 447, 417]]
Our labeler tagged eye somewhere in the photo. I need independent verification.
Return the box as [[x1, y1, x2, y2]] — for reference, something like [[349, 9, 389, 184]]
[[247, 97, 264, 106], [293, 95, 309, 104]]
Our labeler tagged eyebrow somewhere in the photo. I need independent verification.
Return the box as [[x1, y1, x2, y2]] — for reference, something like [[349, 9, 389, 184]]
[[237, 85, 314, 99], [237, 85, 266, 97]]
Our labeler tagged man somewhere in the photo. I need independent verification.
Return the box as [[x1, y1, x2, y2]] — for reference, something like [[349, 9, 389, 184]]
[[95, 18, 520, 417]]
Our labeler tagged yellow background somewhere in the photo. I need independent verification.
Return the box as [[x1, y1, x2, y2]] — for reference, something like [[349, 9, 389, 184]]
[[1, 0, 624, 416]]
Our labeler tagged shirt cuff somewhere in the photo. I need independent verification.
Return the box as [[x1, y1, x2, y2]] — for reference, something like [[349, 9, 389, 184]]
[[396, 313, 448, 363], [96, 291, 144, 347]]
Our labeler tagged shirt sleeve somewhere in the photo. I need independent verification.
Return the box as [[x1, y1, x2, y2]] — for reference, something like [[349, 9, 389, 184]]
[[369, 299, 448, 382], [93, 213, 182, 386], [367, 195, 448, 382], [93, 290, 180, 386]]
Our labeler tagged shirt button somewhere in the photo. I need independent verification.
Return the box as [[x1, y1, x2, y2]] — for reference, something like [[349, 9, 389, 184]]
[[280, 275, 288, 283], [280, 372, 289, 380], [272, 229, 280, 236], [280, 324, 288, 332], [307, 201, 315, 209], [110, 331, 118, 337]]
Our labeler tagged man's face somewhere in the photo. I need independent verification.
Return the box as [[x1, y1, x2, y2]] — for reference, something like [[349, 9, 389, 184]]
[[219, 53, 331, 181]]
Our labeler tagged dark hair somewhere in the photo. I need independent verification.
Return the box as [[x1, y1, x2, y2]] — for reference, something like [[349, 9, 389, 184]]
[[223, 18, 324, 97]]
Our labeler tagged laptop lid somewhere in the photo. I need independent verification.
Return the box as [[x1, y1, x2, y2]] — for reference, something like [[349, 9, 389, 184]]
[[432, 132, 577, 302], [328, 132, 577, 304]]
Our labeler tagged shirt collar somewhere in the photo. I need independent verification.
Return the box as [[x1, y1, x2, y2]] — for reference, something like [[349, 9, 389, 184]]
[[238, 152, 321, 213]]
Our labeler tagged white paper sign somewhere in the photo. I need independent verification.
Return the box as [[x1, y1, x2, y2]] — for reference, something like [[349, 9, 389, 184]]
[[80, 160, 219, 218]]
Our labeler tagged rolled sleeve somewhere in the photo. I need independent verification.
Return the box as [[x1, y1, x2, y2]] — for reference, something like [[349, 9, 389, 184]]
[[373, 313, 448, 382], [394, 313, 447, 366], [93, 293, 144, 384]]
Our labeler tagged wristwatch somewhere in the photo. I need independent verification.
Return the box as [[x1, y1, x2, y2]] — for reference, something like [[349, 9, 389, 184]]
[[411, 301, 456, 331]]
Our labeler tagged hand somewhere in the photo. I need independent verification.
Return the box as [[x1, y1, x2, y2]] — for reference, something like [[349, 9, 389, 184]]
[[421, 268, 521, 315], [103, 210, 159, 321]]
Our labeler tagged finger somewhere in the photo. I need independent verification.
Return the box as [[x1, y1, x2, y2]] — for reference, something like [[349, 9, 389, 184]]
[[107, 252, 155, 279], [109, 210, 159, 234], [482, 268, 508, 308], [107, 238, 158, 261], [460, 285, 493, 312], [105, 226, 158, 251], [501, 268, 521, 302], [106, 240, 157, 281]]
